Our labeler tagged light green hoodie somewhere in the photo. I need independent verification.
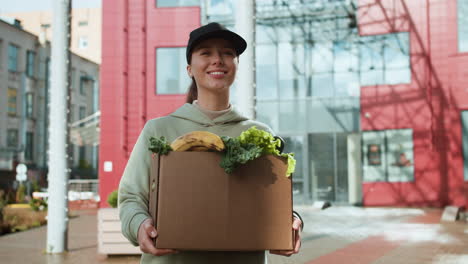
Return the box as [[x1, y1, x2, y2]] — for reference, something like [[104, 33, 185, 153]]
[[118, 103, 273, 264]]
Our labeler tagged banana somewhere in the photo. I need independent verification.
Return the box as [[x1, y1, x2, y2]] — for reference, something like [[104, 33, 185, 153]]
[[187, 146, 211, 152], [170, 131, 225, 152]]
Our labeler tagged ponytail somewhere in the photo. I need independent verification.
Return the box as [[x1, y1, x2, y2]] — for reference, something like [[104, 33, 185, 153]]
[[186, 77, 198, 103]]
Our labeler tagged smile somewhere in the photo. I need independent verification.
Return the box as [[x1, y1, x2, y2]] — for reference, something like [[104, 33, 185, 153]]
[[208, 71, 227, 75]]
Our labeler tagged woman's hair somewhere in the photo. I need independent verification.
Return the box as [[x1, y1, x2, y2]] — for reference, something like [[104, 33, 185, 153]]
[[186, 77, 197, 103]]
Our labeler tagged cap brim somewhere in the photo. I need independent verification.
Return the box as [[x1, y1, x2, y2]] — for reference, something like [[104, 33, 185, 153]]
[[188, 30, 247, 58]]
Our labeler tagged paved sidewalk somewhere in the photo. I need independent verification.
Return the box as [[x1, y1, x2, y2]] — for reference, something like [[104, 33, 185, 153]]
[[1, 206, 467, 263]]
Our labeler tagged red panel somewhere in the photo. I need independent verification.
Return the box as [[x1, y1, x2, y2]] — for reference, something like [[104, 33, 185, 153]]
[[99, 0, 200, 207]]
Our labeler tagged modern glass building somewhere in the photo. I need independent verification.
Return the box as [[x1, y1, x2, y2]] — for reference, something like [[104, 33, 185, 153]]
[[99, 0, 468, 208]]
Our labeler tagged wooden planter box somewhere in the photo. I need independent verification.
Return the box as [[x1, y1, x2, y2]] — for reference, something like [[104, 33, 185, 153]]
[[98, 208, 141, 255]]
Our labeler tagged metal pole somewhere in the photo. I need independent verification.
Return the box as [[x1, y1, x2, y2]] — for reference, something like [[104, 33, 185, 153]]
[[46, 0, 71, 254], [235, 0, 256, 119], [18, 73, 27, 163]]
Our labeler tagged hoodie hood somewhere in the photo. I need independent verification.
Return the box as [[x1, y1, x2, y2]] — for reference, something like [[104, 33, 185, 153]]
[[170, 103, 249, 126]]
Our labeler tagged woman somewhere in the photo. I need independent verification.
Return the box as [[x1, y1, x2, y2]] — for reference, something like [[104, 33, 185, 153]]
[[118, 22, 303, 264]]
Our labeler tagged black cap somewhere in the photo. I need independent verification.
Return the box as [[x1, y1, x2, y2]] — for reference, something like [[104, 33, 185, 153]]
[[186, 22, 247, 64]]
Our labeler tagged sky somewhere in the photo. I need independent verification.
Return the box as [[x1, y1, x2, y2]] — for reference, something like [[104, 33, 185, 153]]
[[0, 0, 101, 13]]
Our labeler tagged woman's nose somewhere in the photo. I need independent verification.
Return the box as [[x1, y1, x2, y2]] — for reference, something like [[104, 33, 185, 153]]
[[211, 52, 224, 65]]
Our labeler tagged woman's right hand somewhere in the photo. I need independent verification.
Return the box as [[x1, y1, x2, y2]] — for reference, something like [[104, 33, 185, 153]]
[[137, 218, 179, 256]]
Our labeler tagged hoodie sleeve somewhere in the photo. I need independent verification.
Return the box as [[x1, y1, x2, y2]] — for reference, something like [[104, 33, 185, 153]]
[[118, 122, 154, 246]]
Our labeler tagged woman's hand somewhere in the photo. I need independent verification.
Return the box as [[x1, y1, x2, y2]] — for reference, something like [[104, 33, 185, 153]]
[[269, 217, 302, 257], [137, 218, 179, 256]]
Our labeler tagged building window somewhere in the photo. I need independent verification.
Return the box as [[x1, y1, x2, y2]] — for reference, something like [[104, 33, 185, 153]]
[[8, 88, 17, 115], [7, 129, 18, 148], [26, 93, 34, 118], [0, 39, 3, 69], [156, 0, 199, 7], [206, 0, 235, 20], [156, 47, 191, 94], [79, 106, 87, 121], [459, 0, 468, 52], [71, 68, 76, 90], [362, 129, 414, 182], [78, 36, 88, 49], [78, 21, 88, 27], [79, 75, 94, 96], [359, 32, 411, 86], [26, 50, 36, 77], [461, 111, 468, 180], [8, 44, 19, 72], [25, 132, 34, 161]]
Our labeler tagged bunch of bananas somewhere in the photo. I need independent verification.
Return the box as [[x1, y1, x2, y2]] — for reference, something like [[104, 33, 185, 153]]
[[170, 131, 225, 152]]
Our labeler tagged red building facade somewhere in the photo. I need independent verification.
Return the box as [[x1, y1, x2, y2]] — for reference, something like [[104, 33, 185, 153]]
[[359, 0, 468, 207], [99, 0, 468, 208]]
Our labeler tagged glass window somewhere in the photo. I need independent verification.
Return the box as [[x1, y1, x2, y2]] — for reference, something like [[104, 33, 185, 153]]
[[384, 33, 411, 84], [78, 21, 88, 27], [7, 129, 18, 148], [360, 33, 410, 86], [79, 145, 86, 164], [312, 42, 333, 74], [281, 135, 306, 202], [79, 106, 87, 120], [156, 0, 199, 7], [279, 100, 306, 133], [207, 0, 235, 20], [78, 36, 88, 49], [334, 41, 358, 73], [278, 42, 306, 99], [26, 50, 36, 77], [311, 73, 334, 97], [255, 100, 279, 132], [362, 129, 414, 182], [156, 47, 191, 94], [25, 132, 33, 161], [8, 88, 17, 115], [256, 44, 278, 100], [8, 44, 18, 72], [0, 40, 3, 69], [71, 68, 76, 90], [359, 36, 384, 85], [26, 93, 34, 118], [309, 133, 336, 201], [80, 74, 92, 95], [459, 0, 468, 52], [362, 131, 387, 182], [461, 111, 468, 180]]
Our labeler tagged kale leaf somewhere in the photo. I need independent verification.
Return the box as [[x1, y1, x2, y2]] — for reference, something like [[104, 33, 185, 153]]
[[148, 136, 172, 155], [219, 136, 262, 174]]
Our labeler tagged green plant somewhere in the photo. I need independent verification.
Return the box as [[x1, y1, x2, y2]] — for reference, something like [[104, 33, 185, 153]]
[[29, 198, 47, 212], [16, 183, 26, 203], [31, 220, 41, 228], [31, 180, 41, 192], [107, 190, 118, 208], [148, 136, 172, 155]]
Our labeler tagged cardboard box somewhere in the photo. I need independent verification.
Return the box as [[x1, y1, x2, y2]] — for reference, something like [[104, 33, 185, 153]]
[[149, 152, 293, 251]]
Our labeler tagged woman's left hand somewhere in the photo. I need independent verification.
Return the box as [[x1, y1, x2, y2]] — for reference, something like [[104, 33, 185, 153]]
[[269, 217, 302, 257]]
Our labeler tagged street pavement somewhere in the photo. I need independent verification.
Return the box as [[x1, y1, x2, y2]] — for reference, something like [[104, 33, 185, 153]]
[[0, 206, 467, 263]]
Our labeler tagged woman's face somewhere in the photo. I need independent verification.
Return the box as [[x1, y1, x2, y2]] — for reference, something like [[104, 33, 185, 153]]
[[187, 38, 238, 94]]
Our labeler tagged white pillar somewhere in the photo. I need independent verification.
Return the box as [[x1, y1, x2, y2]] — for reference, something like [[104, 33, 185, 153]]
[[235, 0, 256, 119], [46, 0, 71, 254], [347, 133, 362, 205]]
